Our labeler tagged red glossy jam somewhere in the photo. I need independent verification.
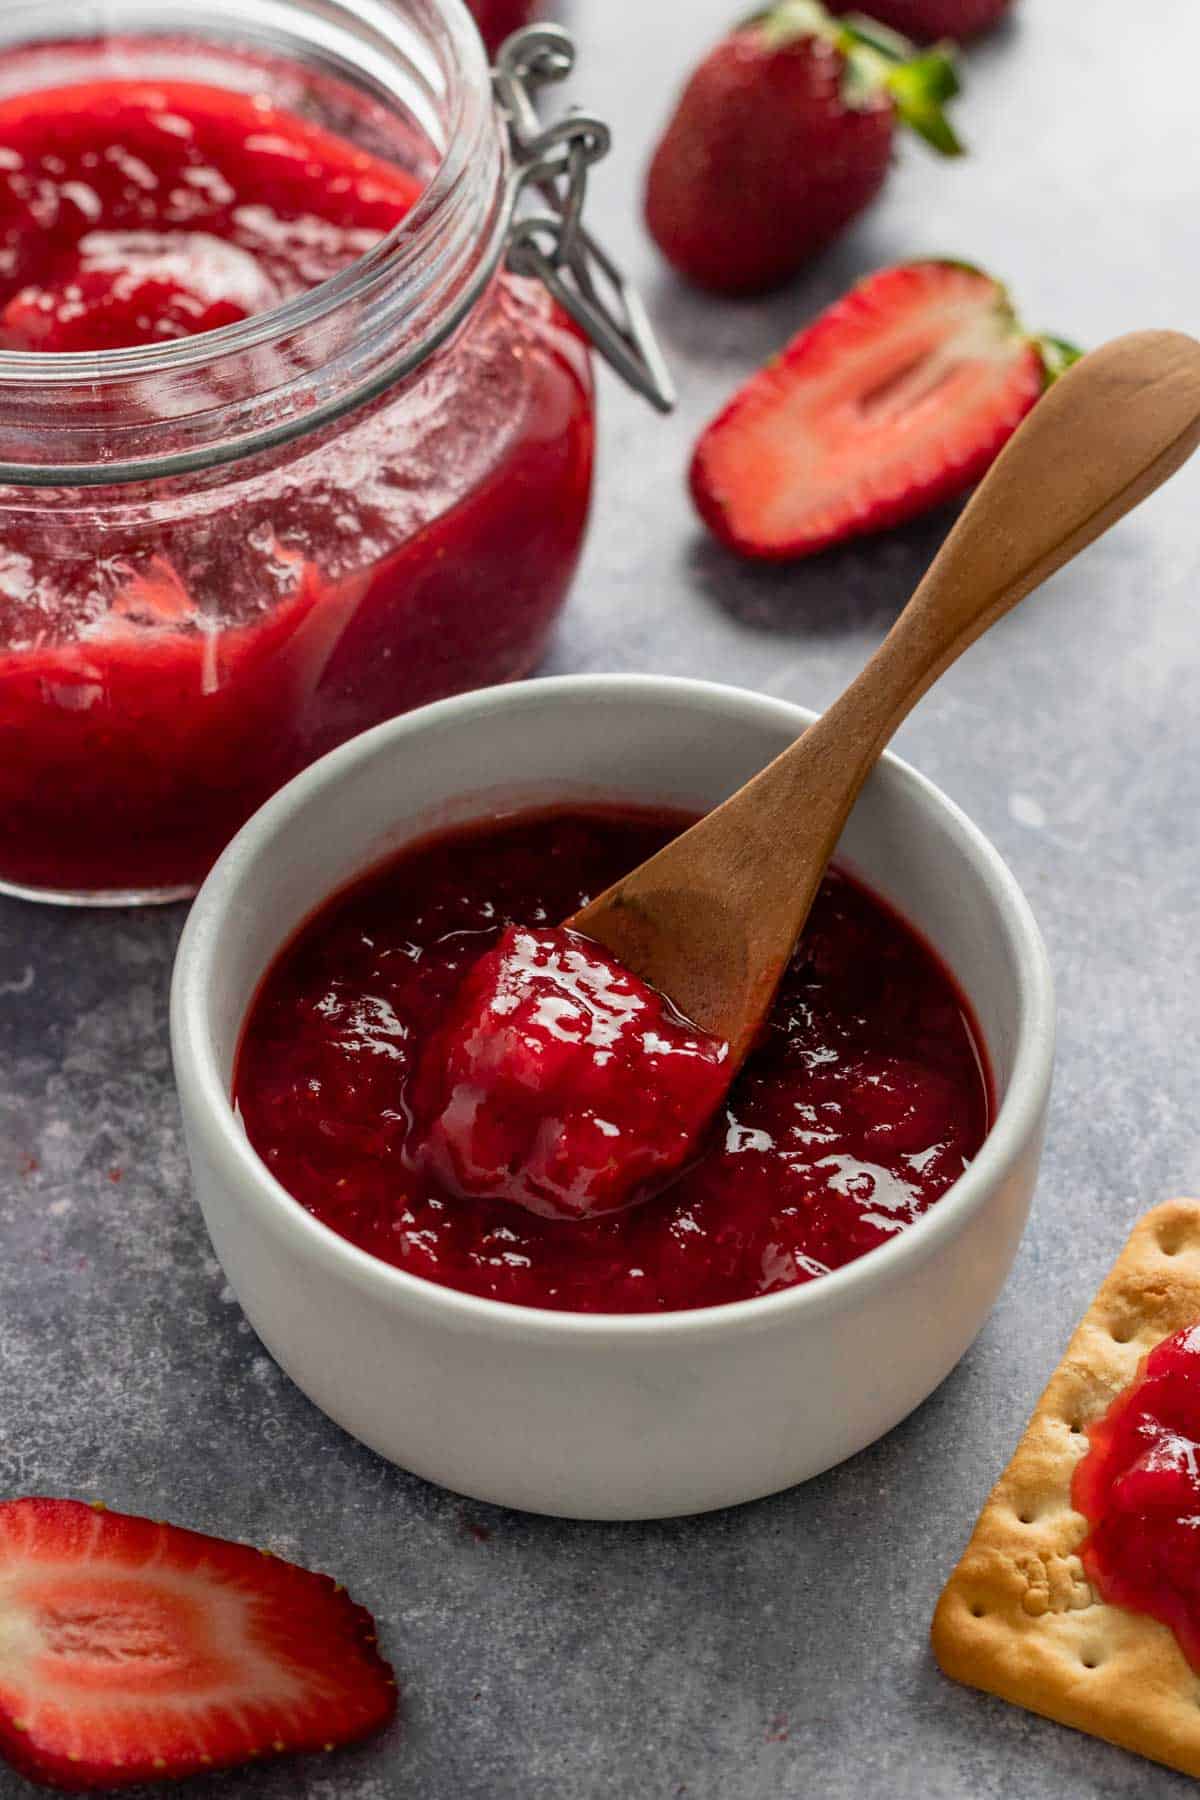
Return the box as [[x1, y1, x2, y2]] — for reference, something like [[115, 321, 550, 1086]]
[[236, 806, 992, 1313], [412, 925, 730, 1220], [0, 81, 424, 352], [1074, 1324, 1200, 1669], [0, 64, 593, 896]]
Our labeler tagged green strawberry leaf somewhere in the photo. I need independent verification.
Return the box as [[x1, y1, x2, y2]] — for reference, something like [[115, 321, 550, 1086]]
[[1037, 335, 1085, 384], [748, 3, 966, 155], [885, 49, 965, 154]]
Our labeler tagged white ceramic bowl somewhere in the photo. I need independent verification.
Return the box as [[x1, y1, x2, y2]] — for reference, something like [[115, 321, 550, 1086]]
[[171, 676, 1054, 1520]]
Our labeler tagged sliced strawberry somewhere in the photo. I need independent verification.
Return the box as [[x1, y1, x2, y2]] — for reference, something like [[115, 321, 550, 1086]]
[[690, 260, 1078, 560], [0, 1498, 397, 1792]]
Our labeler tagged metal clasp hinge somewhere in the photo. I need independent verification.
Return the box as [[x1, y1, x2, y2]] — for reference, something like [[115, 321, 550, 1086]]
[[493, 25, 676, 414]]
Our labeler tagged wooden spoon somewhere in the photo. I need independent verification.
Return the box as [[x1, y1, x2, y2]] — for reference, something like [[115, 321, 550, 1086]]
[[571, 329, 1200, 1067]]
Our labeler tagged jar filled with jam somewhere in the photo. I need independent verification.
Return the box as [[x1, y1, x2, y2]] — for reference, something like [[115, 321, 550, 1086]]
[[0, 1, 667, 901]]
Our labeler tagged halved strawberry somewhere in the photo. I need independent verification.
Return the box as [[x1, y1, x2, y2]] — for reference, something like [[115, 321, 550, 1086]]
[[690, 260, 1078, 560], [0, 1498, 397, 1792]]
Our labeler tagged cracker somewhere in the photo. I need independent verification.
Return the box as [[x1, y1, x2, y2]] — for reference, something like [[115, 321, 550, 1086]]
[[932, 1198, 1200, 1779]]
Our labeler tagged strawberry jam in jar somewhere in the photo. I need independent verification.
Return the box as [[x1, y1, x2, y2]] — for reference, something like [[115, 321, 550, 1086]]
[[0, 4, 658, 903]]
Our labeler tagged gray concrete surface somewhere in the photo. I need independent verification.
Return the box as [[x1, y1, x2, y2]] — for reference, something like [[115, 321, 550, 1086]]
[[1, 0, 1197, 1794]]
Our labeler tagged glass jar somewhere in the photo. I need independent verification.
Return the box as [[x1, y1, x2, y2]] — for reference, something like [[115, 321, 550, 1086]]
[[0, 1, 662, 904]]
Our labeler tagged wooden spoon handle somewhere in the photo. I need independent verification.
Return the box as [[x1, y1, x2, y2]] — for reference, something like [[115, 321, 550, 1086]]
[[800, 329, 1200, 785], [574, 329, 1200, 1058]]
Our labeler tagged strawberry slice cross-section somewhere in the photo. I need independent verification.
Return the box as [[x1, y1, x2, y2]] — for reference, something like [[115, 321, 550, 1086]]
[[0, 1497, 397, 1792], [690, 259, 1078, 561]]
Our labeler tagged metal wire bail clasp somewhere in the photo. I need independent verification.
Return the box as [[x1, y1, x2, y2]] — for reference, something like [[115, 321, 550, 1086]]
[[493, 25, 676, 413]]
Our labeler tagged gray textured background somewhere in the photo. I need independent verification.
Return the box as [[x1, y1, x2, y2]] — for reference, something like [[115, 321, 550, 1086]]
[[1, 0, 1197, 1794]]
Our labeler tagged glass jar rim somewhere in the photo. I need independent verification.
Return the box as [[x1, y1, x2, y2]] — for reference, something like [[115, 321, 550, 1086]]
[[0, 0, 507, 486]]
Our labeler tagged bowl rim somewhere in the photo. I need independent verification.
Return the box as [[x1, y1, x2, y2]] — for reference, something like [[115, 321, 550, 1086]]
[[170, 673, 1055, 1345]]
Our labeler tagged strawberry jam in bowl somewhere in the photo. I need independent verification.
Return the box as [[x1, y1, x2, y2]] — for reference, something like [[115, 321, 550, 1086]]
[[173, 677, 1055, 1517], [235, 807, 992, 1312], [0, 1, 604, 903]]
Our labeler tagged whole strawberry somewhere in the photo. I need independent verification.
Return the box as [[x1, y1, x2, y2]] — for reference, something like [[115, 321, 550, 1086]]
[[468, 0, 543, 54], [645, 2, 963, 295], [831, 0, 1011, 40]]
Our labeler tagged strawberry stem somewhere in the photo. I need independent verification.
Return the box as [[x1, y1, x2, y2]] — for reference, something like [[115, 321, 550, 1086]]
[[837, 14, 964, 153], [882, 51, 963, 153], [747, 4, 965, 154], [1037, 335, 1084, 384]]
